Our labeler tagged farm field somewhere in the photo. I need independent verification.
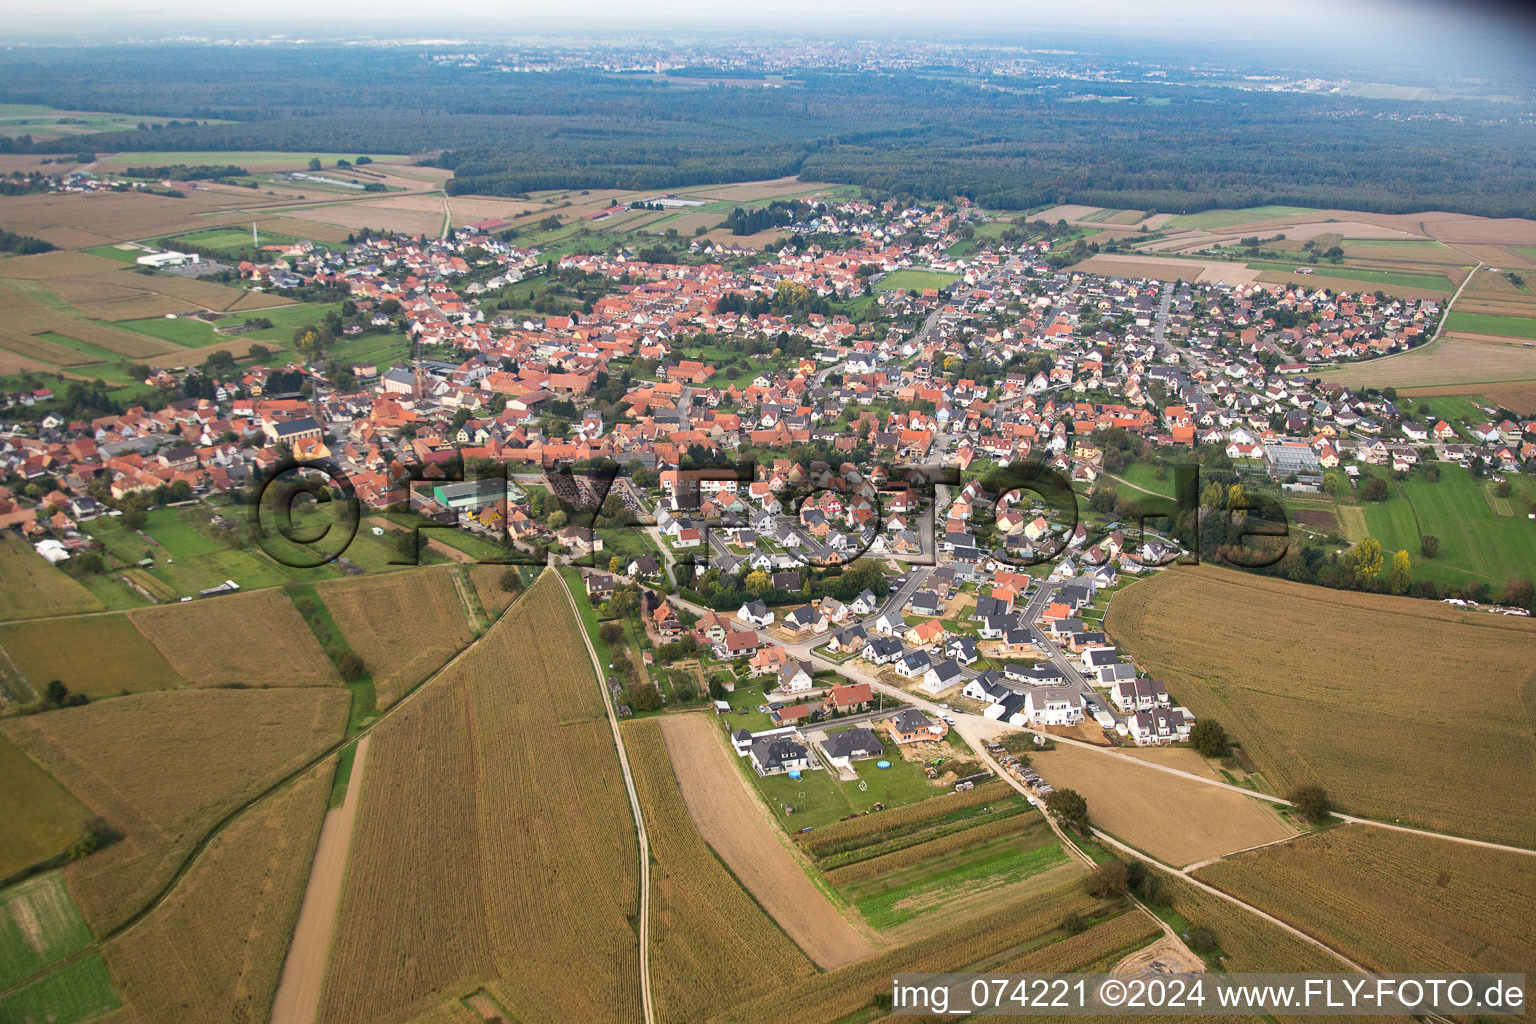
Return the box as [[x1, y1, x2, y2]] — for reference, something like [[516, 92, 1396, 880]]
[[1318, 334, 1536, 389], [101, 759, 333, 1024], [0, 614, 182, 698], [1196, 825, 1536, 973], [707, 875, 1106, 1024], [0, 953, 119, 1024], [129, 588, 339, 688], [1031, 742, 1295, 867], [659, 713, 875, 970], [1443, 310, 1536, 339], [1247, 260, 1455, 295], [626, 718, 817, 1023], [316, 573, 641, 1024], [1105, 564, 1536, 846], [0, 872, 93, 990], [875, 269, 960, 292], [316, 568, 476, 709], [1352, 463, 1536, 585], [1161, 206, 1320, 231], [0, 687, 348, 933], [90, 150, 413, 170], [1071, 253, 1261, 285], [1152, 874, 1348, 972], [0, 536, 105, 621], [0, 736, 93, 879]]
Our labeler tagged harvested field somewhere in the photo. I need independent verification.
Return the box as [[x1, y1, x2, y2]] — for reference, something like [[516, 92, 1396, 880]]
[[0, 736, 93, 879], [0, 192, 228, 244], [707, 875, 1098, 1024], [280, 200, 444, 238], [1196, 825, 1536, 973], [0, 687, 348, 932], [466, 563, 519, 618], [1116, 745, 1226, 781], [1072, 253, 1260, 285], [317, 568, 475, 709], [103, 759, 333, 1024], [660, 713, 874, 969], [1105, 565, 1536, 846], [646, 210, 724, 235], [627, 718, 817, 1023], [682, 177, 832, 202], [317, 574, 640, 1024], [1033, 204, 1105, 223], [0, 614, 181, 698], [1032, 742, 1294, 867], [130, 589, 339, 688], [1318, 334, 1536, 389], [0, 536, 104, 621], [1154, 873, 1348, 972]]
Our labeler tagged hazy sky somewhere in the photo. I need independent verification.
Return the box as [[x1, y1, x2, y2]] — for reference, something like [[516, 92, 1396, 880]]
[[3, 0, 1532, 66]]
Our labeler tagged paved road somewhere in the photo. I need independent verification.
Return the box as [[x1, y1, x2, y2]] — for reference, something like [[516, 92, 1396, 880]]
[[558, 570, 655, 1024]]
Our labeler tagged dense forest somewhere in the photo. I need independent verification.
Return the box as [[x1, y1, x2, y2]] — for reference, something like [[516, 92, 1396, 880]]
[[1, 46, 1535, 217]]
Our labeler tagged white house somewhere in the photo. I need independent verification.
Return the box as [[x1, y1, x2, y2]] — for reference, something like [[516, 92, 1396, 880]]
[[1110, 677, 1169, 713], [1126, 707, 1194, 745], [920, 658, 965, 695], [776, 659, 815, 693], [737, 600, 775, 628], [1020, 686, 1085, 726]]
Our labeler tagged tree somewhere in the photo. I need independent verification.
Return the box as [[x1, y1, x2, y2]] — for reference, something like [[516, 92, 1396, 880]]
[[1088, 859, 1129, 898], [599, 621, 624, 646], [337, 651, 366, 682], [307, 157, 323, 171], [121, 505, 148, 531], [608, 555, 623, 574], [44, 679, 68, 706], [1288, 784, 1331, 824], [627, 680, 663, 711], [1186, 927, 1218, 954], [1420, 534, 1439, 559], [498, 567, 521, 593], [546, 509, 568, 530], [1348, 538, 1383, 585], [1388, 549, 1412, 595], [1045, 788, 1089, 834], [745, 570, 770, 595], [1190, 719, 1230, 759], [1360, 477, 1389, 502]]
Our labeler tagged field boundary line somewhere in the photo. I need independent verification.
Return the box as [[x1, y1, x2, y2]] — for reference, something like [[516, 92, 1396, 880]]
[[555, 568, 655, 1024], [0, 575, 536, 1001]]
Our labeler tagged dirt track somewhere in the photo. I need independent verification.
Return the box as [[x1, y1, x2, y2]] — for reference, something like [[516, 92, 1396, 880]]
[[660, 715, 874, 970], [269, 734, 371, 1024]]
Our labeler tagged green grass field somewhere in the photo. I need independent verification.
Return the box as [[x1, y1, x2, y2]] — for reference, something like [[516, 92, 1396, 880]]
[[875, 269, 961, 292], [1162, 206, 1318, 231], [1247, 260, 1454, 292], [0, 742, 92, 880], [0, 615, 182, 699], [1443, 311, 1536, 340], [157, 226, 308, 255], [0, 874, 95, 989], [92, 150, 405, 169], [0, 952, 119, 1024], [114, 300, 342, 351], [81, 245, 145, 264], [850, 833, 1068, 929], [1356, 463, 1536, 586]]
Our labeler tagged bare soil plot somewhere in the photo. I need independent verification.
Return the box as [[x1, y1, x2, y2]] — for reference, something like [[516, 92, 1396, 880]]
[[1105, 565, 1536, 846], [1032, 204, 1105, 223], [1072, 253, 1261, 285], [680, 177, 834, 202], [1399, 381, 1536, 413], [1031, 742, 1295, 868], [0, 687, 348, 933], [130, 588, 340, 688], [660, 713, 875, 970], [106, 757, 334, 1024], [317, 568, 476, 709], [280, 200, 443, 238], [1196, 825, 1536, 973], [700, 226, 790, 250], [1318, 334, 1536, 389], [269, 740, 370, 1024], [1115, 745, 1225, 781], [0, 614, 182, 697]]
